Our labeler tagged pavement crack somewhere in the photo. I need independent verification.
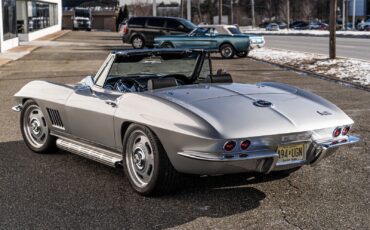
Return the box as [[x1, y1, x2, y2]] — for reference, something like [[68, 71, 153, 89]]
[[287, 178, 300, 191], [278, 204, 303, 230]]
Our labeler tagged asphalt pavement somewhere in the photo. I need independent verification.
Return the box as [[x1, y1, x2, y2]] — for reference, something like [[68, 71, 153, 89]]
[[264, 35, 370, 60], [0, 31, 369, 229]]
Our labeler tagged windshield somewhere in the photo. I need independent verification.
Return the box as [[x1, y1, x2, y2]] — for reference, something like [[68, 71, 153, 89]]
[[180, 19, 196, 30], [75, 10, 90, 18], [227, 27, 242, 34], [106, 52, 210, 80]]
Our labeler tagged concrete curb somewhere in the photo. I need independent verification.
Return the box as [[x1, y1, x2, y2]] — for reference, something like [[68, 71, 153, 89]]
[[249, 56, 370, 92]]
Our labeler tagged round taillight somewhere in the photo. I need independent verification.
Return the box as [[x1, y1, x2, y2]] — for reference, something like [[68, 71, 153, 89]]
[[240, 140, 251, 150], [333, 128, 342, 137], [224, 141, 236, 152], [342, 126, 350, 135]]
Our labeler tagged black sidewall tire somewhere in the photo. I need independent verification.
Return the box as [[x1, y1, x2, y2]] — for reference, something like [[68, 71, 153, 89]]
[[20, 100, 56, 153], [123, 124, 179, 195], [236, 51, 249, 58], [220, 44, 235, 59], [131, 36, 144, 49]]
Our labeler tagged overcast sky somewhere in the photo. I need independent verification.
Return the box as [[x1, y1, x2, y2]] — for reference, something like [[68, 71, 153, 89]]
[[119, 0, 180, 6]]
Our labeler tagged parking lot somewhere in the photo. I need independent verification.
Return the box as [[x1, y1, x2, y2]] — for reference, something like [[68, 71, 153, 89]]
[[0, 31, 369, 229]]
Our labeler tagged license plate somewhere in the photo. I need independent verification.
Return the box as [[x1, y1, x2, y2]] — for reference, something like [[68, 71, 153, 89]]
[[277, 143, 305, 162]]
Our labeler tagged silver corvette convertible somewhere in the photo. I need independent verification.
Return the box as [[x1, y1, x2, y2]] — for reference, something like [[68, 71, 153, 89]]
[[13, 49, 359, 195]]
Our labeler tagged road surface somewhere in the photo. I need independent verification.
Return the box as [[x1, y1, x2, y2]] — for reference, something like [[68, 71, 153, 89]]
[[0, 31, 369, 229], [264, 35, 370, 61]]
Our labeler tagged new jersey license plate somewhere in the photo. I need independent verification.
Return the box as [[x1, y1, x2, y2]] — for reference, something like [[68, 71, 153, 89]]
[[277, 143, 305, 162]]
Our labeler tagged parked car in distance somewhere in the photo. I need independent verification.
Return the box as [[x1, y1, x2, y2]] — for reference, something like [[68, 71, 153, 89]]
[[357, 19, 370, 30], [266, 23, 279, 31], [276, 21, 288, 29], [118, 20, 127, 36], [307, 21, 329, 30], [292, 21, 309, 30], [154, 24, 265, 59], [12, 49, 359, 195], [121, 16, 196, 49], [72, 7, 92, 31]]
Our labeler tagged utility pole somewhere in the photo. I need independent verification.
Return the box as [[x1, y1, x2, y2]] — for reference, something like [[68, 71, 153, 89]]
[[218, 0, 222, 24], [230, 0, 234, 24], [251, 0, 255, 27], [287, 0, 290, 30], [187, 0, 191, 20], [352, 0, 356, 30], [330, 0, 337, 59], [153, 0, 157, 16], [342, 0, 346, 30]]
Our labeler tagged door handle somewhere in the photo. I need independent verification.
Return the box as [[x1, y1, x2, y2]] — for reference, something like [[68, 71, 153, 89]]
[[105, 100, 117, 108]]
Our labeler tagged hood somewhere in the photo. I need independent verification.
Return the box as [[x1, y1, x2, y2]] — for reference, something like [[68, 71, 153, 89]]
[[149, 83, 353, 139]]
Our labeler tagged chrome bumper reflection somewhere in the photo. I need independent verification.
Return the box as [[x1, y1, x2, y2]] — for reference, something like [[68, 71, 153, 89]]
[[177, 135, 360, 174], [310, 135, 360, 166]]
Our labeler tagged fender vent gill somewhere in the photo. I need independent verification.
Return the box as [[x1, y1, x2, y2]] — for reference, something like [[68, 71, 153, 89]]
[[47, 108, 65, 130]]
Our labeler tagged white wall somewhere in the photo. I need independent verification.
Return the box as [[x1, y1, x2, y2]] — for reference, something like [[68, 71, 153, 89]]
[[19, 24, 61, 42], [1, 0, 62, 51], [0, 0, 20, 52]]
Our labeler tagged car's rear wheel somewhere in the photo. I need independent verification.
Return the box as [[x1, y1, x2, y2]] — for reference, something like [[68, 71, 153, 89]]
[[220, 44, 235, 59], [236, 51, 249, 58], [131, 36, 145, 49], [20, 100, 56, 153], [160, 42, 174, 48], [123, 124, 181, 195]]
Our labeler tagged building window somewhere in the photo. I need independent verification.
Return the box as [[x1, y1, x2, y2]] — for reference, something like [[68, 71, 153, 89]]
[[27, 1, 58, 32], [3, 0, 17, 40]]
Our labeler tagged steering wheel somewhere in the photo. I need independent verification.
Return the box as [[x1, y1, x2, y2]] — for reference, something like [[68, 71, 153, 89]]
[[161, 74, 191, 84], [114, 79, 144, 92]]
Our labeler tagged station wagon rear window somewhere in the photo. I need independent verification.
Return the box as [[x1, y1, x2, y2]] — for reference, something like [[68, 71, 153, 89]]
[[147, 18, 165, 28], [129, 17, 146, 27]]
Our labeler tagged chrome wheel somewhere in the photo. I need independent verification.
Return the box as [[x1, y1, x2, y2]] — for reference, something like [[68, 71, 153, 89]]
[[126, 130, 155, 188], [132, 37, 144, 49], [220, 44, 235, 59], [22, 105, 48, 149], [221, 47, 232, 58]]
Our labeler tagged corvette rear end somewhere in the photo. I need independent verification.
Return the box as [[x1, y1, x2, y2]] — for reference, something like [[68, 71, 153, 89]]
[[12, 49, 359, 195]]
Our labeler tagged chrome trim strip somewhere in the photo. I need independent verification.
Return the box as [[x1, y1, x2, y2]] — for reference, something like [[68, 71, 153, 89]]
[[318, 135, 360, 149], [12, 104, 22, 112], [178, 150, 278, 162], [56, 137, 122, 167]]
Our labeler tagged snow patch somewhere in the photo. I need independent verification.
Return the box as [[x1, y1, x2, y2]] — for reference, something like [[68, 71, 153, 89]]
[[241, 28, 370, 37], [249, 48, 370, 86]]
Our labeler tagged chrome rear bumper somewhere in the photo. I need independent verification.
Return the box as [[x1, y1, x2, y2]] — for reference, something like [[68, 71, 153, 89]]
[[175, 135, 360, 175]]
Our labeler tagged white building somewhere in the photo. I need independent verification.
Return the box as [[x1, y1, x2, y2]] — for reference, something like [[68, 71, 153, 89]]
[[0, 0, 62, 53]]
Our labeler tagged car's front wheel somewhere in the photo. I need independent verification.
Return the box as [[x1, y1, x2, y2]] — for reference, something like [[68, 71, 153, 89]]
[[220, 44, 235, 59], [236, 51, 249, 58], [20, 100, 56, 153], [123, 124, 181, 195], [131, 36, 145, 49]]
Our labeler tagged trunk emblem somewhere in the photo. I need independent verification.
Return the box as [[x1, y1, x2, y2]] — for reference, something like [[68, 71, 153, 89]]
[[253, 100, 273, 107]]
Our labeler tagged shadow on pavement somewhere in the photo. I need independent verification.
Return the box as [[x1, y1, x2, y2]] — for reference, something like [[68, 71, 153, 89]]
[[0, 141, 282, 229]]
